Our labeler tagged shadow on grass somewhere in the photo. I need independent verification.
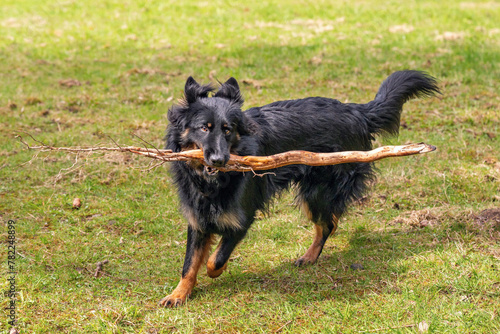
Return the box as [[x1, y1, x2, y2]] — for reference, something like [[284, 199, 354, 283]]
[[190, 216, 498, 305]]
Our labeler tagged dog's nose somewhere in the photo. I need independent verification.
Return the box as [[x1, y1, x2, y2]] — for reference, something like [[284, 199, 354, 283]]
[[209, 156, 226, 167]]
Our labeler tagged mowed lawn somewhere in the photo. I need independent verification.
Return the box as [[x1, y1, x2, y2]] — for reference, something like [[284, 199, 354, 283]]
[[1, 0, 499, 333]]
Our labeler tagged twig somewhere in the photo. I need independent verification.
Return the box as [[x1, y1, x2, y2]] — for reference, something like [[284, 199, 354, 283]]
[[275, 320, 293, 333], [107, 134, 124, 151], [19, 131, 48, 147], [358, 323, 416, 333], [130, 133, 166, 171], [18, 150, 41, 167], [94, 259, 109, 278], [53, 153, 80, 182], [138, 160, 167, 172], [130, 132, 162, 155]]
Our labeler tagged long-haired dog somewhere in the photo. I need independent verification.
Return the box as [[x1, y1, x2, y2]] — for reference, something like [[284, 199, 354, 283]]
[[161, 70, 439, 307]]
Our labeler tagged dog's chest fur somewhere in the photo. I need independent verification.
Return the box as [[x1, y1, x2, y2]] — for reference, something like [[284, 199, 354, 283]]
[[172, 162, 250, 233]]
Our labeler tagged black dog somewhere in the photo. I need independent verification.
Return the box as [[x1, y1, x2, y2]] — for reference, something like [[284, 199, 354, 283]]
[[161, 71, 439, 307]]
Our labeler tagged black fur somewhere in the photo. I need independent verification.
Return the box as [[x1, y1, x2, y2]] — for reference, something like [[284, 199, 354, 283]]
[[163, 71, 439, 304]]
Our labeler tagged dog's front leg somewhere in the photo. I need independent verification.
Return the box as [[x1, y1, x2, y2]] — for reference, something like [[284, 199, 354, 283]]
[[160, 226, 212, 307], [207, 230, 246, 278]]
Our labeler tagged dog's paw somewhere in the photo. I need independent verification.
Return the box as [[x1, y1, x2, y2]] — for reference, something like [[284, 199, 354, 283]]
[[294, 256, 316, 267], [206, 261, 227, 278], [159, 291, 190, 308]]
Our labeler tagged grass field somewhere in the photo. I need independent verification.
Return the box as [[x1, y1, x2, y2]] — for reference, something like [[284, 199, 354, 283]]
[[1, 0, 499, 333]]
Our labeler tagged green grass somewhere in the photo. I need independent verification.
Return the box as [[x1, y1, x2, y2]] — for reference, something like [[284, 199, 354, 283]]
[[1, 0, 500, 332]]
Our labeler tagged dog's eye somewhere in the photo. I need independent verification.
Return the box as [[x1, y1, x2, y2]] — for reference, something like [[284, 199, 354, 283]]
[[224, 129, 231, 135], [201, 125, 209, 132]]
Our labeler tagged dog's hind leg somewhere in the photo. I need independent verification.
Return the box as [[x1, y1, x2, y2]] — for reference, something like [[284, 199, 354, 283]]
[[295, 202, 339, 266], [207, 230, 247, 278], [160, 227, 213, 307], [296, 164, 372, 266]]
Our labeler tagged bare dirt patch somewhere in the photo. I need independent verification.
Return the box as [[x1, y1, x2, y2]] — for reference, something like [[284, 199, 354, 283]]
[[435, 31, 466, 41], [391, 209, 437, 229], [474, 208, 500, 230], [389, 24, 414, 34], [391, 207, 500, 234], [59, 79, 82, 88]]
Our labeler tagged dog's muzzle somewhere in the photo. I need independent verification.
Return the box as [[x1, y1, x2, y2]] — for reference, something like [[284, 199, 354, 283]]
[[204, 166, 219, 176]]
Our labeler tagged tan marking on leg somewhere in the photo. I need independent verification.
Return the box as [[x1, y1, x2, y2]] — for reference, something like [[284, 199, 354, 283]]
[[217, 211, 242, 230], [331, 214, 339, 235], [300, 199, 313, 221], [160, 235, 213, 307], [182, 205, 202, 232], [206, 239, 228, 278], [296, 224, 324, 265]]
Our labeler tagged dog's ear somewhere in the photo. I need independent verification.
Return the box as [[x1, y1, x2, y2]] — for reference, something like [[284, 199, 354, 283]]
[[167, 104, 189, 130], [168, 77, 213, 130], [184, 76, 214, 104], [215, 77, 243, 105]]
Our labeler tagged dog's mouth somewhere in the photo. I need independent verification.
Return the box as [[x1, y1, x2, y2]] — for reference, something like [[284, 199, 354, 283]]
[[181, 143, 223, 177], [204, 166, 219, 176]]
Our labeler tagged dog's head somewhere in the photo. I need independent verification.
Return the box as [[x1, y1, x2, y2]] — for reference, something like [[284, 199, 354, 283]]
[[167, 77, 254, 175]]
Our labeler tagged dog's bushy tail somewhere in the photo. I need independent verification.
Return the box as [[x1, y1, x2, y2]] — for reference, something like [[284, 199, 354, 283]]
[[364, 70, 440, 136]]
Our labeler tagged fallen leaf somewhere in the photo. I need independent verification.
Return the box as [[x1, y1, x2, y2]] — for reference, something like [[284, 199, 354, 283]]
[[25, 97, 42, 105], [126, 68, 166, 76], [417, 321, 429, 333], [59, 79, 81, 88], [242, 79, 266, 89]]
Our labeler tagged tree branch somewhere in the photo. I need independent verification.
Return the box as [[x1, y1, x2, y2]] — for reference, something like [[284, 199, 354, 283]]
[[17, 134, 436, 172]]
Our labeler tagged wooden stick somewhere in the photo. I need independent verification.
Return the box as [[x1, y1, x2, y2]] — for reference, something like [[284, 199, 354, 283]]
[[218, 143, 436, 172], [17, 135, 436, 172]]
